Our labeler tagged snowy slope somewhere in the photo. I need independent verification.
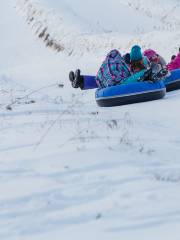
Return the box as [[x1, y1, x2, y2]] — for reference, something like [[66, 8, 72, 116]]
[[15, 0, 180, 57], [1, 1, 180, 240]]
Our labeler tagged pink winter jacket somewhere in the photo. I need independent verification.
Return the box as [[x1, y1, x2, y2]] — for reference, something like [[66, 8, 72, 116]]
[[167, 53, 180, 71]]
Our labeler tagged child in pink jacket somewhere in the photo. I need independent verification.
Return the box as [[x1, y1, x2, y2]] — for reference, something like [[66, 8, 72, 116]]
[[167, 49, 180, 71]]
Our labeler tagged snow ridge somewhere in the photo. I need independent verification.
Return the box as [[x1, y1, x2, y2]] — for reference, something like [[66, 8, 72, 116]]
[[15, 0, 180, 58], [119, 0, 180, 31], [15, 0, 107, 55], [15, 0, 65, 52], [13, 0, 154, 56]]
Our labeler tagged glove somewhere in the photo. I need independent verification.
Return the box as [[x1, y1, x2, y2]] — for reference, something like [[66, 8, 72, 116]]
[[152, 68, 168, 81]]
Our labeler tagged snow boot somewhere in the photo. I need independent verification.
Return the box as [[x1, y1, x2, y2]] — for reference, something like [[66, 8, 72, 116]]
[[69, 69, 84, 89], [69, 71, 75, 83]]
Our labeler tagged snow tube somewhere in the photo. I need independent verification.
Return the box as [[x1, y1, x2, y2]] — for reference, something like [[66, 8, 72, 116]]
[[164, 69, 180, 92], [82, 69, 180, 93], [95, 80, 166, 107]]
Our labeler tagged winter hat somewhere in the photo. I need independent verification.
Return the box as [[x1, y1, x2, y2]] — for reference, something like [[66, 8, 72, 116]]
[[143, 49, 157, 60], [130, 45, 142, 61]]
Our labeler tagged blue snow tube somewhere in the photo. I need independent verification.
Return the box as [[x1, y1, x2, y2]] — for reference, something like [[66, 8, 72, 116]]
[[164, 69, 180, 92], [95, 80, 166, 107]]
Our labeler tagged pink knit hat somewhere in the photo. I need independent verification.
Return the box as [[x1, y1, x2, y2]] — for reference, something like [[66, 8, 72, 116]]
[[143, 49, 157, 59]]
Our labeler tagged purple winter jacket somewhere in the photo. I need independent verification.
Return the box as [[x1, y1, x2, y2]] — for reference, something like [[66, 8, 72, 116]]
[[167, 53, 180, 71]]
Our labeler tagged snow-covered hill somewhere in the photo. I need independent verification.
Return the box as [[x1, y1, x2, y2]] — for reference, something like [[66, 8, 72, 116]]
[[1, 1, 180, 240], [15, 0, 180, 56]]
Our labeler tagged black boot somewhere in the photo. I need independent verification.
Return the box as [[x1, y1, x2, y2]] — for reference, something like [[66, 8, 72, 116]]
[[69, 69, 83, 89], [69, 71, 75, 83]]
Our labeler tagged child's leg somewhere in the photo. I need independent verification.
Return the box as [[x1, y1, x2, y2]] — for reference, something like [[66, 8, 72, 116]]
[[82, 75, 97, 90], [69, 70, 97, 90]]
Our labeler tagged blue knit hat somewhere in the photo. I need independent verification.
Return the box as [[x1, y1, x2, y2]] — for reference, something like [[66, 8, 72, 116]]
[[130, 45, 142, 61]]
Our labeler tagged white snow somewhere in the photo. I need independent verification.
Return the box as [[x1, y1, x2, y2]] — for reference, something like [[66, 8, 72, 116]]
[[1, 0, 180, 239]]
